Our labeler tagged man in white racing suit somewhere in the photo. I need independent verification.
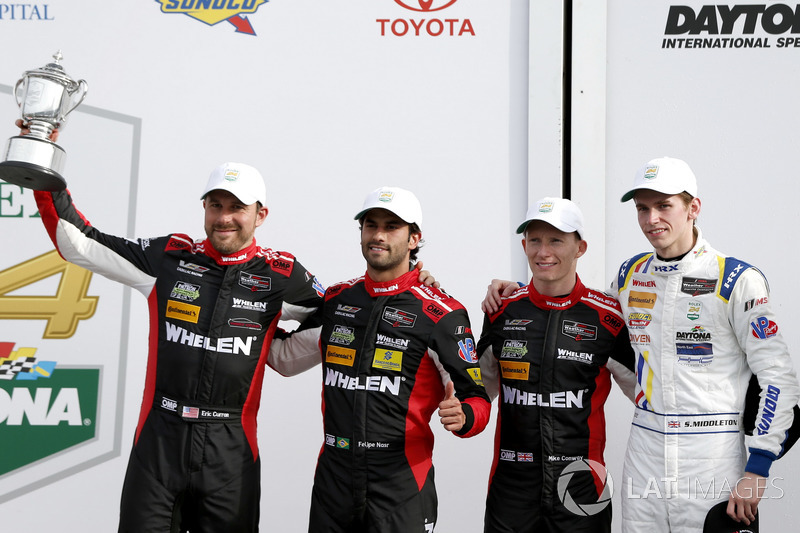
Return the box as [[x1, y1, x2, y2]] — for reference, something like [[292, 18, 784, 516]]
[[612, 156, 800, 532]]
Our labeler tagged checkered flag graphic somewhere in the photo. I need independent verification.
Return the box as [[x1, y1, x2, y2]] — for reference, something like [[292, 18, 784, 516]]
[[0, 356, 37, 380]]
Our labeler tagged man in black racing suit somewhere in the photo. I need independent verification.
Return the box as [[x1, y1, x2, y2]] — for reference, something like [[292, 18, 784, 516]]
[[272, 186, 491, 532], [33, 161, 324, 532], [477, 197, 636, 533]]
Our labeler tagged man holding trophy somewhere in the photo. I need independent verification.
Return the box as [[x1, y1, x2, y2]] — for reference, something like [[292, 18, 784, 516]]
[[4, 54, 328, 532]]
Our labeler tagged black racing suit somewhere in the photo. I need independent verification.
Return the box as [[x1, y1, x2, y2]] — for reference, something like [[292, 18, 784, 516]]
[[35, 189, 323, 533], [477, 276, 636, 533], [275, 268, 491, 532]]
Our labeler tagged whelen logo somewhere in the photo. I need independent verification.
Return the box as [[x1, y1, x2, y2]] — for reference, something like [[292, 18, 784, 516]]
[[379, 0, 474, 37]]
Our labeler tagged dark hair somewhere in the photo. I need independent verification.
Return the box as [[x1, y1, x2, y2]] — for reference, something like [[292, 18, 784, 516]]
[[408, 222, 424, 263]]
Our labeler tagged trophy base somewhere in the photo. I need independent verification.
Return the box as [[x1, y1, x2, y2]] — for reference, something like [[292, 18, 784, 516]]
[[0, 136, 67, 191], [0, 161, 67, 191]]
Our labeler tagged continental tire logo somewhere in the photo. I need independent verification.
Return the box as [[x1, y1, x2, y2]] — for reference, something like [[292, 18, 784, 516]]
[[557, 459, 613, 516]]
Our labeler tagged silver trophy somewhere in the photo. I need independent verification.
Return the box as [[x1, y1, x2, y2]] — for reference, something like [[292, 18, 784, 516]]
[[0, 51, 88, 191]]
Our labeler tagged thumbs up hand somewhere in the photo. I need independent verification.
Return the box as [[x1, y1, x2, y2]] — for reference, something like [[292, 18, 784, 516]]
[[438, 381, 466, 432]]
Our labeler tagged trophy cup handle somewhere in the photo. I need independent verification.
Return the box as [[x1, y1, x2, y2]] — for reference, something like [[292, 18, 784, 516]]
[[13, 78, 24, 108], [65, 79, 89, 115]]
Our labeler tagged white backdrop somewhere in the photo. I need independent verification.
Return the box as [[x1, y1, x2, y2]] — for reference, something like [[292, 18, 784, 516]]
[[1, 0, 798, 531], [0, 1, 512, 531], [601, 0, 800, 530]]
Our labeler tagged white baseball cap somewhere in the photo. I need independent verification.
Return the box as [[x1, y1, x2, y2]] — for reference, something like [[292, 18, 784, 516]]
[[516, 197, 585, 239], [200, 162, 267, 206], [621, 156, 698, 202], [354, 186, 423, 228]]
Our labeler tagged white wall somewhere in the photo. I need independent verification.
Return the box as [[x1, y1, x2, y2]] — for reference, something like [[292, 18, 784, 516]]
[[0, 1, 512, 531], [2, 0, 798, 531], [601, 0, 800, 530]]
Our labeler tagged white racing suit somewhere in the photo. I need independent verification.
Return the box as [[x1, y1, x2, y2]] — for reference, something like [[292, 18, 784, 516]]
[[611, 229, 799, 532]]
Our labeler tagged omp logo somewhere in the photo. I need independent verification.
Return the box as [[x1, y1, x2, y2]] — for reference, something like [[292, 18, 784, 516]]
[[502, 384, 585, 408], [379, 0, 474, 37], [394, 0, 458, 11], [156, 0, 268, 35], [0, 344, 99, 477], [324, 368, 402, 396], [165, 322, 254, 355]]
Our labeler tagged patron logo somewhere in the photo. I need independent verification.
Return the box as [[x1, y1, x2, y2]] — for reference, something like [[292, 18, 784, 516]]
[[382, 307, 417, 328], [378, 0, 475, 37], [170, 281, 200, 302], [330, 326, 356, 346], [500, 339, 528, 359], [239, 272, 271, 292], [561, 321, 597, 341]]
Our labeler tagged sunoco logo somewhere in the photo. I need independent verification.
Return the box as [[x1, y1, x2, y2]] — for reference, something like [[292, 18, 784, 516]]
[[662, 4, 800, 49], [156, 0, 268, 35], [379, 0, 474, 37]]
